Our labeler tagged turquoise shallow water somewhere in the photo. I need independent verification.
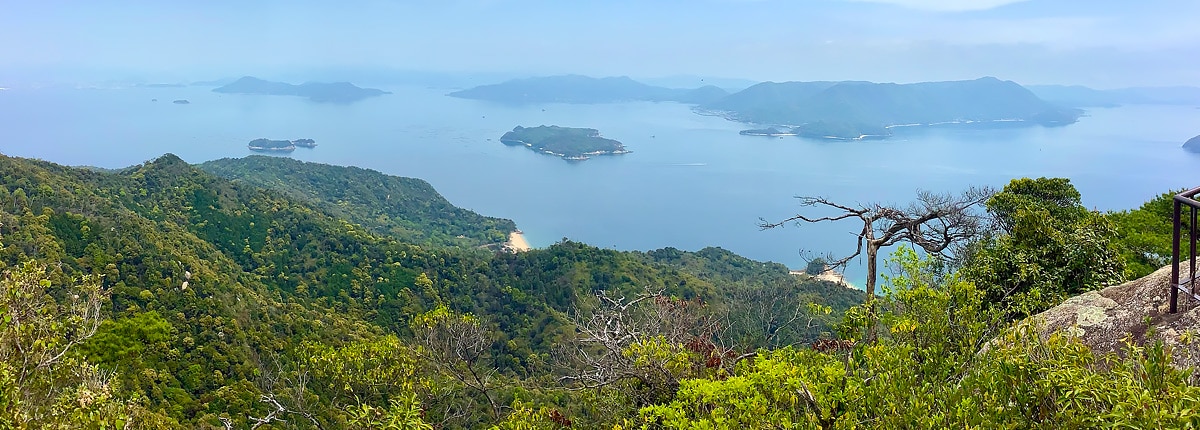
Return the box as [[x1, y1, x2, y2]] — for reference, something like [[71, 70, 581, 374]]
[[2, 85, 1198, 286]]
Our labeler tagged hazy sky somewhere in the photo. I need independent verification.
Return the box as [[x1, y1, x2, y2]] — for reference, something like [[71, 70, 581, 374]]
[[3, 0, 1197, 87]]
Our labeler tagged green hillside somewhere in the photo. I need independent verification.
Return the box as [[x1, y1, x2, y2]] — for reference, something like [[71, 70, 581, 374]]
[[0, 153, 859, 428], [199, 156, 516, 247]]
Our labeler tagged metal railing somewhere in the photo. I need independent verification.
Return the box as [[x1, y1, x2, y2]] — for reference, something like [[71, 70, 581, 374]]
[[1170, 186, 1200, 313]]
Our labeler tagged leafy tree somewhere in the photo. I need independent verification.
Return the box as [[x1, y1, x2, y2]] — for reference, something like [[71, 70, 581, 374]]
[[0, 260, 147, 428], [805, 257, 828, 276], [1109, 190, 1187, 278], [962, 178, 1125, 318]]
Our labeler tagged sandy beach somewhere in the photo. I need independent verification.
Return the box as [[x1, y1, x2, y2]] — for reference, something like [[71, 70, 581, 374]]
[[506, 230, 531, 252], [790, 269, 858, 290]]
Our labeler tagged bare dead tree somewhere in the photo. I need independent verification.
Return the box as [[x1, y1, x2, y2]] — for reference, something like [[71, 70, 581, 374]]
[[254, 356, 324, 430], [0, 264, 107, 389], [556, 289, 730, 405], [411, 307, 500, 421], [760, 187, 994, 338], [722, 281, 832, 350]]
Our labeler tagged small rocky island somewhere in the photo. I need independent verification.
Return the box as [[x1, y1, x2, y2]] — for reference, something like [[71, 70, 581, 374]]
[[172, 99, 190, 104], [248, 138, 317, 153], [499, 125, 629, 161]]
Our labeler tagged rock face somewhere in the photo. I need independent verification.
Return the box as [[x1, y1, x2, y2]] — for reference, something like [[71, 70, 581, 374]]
[[1184, 135, 1200, 152], [1033, 265, 1200, 369]]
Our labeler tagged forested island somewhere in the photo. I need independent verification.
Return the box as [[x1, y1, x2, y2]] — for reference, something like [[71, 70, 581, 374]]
[[500, 125, 630, 160], [213, 76, 390, 102], [707, 77, 1081, 139], [247, 138, 295, 152], [247, 138, 317, 152]]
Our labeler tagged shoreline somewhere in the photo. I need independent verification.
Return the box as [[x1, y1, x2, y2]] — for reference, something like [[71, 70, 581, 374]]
[[505, 230, 531, 252]]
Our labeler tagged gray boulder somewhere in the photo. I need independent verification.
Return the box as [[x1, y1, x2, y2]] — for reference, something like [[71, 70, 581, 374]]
[[1032, 265, 1200, 369]]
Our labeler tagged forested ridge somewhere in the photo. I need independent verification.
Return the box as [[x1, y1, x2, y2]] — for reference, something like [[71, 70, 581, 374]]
[[198, 156, 516, 248], [0, 153, 864, 428]]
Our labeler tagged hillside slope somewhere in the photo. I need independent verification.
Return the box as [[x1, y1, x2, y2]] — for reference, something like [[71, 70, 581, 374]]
[[0, 153, 860, 426], [199, 156, 516, 247]]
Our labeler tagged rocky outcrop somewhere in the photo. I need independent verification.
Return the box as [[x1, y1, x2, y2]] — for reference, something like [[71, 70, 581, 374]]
[[1033, 265, 1200, 369]]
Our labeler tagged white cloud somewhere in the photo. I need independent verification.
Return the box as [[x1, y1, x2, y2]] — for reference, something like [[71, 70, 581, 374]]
[[843, 0, 1030, 12]]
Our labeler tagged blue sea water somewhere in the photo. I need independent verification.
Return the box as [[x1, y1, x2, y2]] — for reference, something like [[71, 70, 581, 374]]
[[2, 85, 1199, 285]]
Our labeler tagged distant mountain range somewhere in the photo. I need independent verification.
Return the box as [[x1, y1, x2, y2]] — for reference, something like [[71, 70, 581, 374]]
[[451, 75, 1085, 140], [212, 76, 390, 103], [1027, 85, 1200, 108], [447, 75, 729, 104]]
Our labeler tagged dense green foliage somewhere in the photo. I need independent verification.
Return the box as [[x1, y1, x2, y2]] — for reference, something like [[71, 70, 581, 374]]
[[199, 155, 516, 247], [448, 75, 728, 104], [500, 125, 627, 158], [704, 77, 1080, 139], [638, 249, 1200, 429], [961, 178, 1125, 319], [1109, 190, 1190, 278], [0, 151, 1193, 428], [0, 153, 857, 428]]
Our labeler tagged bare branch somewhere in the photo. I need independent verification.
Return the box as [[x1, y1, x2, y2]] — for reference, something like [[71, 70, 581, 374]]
[[760, 186, 995, 339]]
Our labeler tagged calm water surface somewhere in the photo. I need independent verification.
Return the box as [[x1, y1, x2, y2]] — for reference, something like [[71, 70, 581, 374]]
[[2, 85, 1198, 285]]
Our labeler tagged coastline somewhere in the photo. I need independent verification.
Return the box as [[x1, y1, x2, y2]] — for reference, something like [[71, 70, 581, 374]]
[[505, 230, 531, 252]]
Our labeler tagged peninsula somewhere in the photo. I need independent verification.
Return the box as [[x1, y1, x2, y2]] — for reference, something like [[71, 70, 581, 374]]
[[214, 76, 389, 103], [739, 127, 796, 137], [499, 126, 629, 161]]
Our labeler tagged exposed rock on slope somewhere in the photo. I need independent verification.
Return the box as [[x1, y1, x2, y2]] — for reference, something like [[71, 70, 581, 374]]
[[1033, 265, 1200, 369]]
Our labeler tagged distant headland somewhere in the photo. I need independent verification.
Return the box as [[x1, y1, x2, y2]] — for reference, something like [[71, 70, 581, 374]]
[[248, 138, 318, 153], [1184, 135, 1200, 152], [214, 76, 389, 103], [499, 126, 629, 161]]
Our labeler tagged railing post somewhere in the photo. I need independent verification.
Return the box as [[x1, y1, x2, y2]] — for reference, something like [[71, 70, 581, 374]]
[[1192, 205, 1197, 302], [1171, 198, 1181, 313]]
